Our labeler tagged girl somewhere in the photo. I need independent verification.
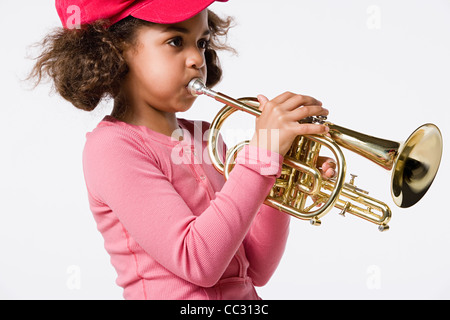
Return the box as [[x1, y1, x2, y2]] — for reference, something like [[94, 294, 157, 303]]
[[30, 0, 334, 299]]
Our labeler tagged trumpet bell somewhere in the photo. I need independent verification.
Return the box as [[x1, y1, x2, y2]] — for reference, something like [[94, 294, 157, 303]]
[[391, 123, 443, 208], [327, 122, 443, 209]]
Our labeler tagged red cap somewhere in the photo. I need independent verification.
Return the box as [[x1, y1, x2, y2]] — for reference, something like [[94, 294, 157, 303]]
[[56, 0, 228, 29]]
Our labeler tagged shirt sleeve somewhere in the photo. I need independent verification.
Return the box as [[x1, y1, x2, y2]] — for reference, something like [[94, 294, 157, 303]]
[[236, 144, 291, 286], [244, 204, 290, 286], [82, 127, 284, 288]]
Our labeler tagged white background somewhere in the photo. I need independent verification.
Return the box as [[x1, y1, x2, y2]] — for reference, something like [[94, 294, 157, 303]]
[[1, 0, 449, 299]]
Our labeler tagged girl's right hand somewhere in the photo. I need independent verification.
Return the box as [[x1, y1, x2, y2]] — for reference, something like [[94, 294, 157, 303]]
[[249, 91, 329, 156]]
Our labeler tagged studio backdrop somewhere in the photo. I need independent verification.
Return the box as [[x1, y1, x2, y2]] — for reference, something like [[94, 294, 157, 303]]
[[1, 0, 449, 299]]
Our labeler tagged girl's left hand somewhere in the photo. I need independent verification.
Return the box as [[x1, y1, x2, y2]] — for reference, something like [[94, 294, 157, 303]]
[[317, 156, 336, 180]]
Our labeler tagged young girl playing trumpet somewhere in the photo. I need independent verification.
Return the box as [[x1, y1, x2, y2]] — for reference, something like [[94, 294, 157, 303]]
[[30, 0, 334, 299]]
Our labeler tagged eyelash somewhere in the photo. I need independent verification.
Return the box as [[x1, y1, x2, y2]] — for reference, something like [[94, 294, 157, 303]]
[[168, 37, 210, 50]]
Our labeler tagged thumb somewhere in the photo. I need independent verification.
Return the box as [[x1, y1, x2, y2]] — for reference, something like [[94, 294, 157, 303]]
[[257, 94, 269, 111]]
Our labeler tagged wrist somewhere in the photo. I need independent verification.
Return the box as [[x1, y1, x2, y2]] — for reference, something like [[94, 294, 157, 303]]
[[236, 144, 284, 177], [250, 128, 286, 153]]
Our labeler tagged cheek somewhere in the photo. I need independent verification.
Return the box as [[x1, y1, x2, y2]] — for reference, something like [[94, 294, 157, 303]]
[[129, 53, 178, 93], [133, 53, 163, 81]]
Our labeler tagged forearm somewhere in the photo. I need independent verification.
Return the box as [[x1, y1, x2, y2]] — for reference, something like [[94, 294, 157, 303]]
[[172, 163, 277, 287], [244, 204, 290, 286]]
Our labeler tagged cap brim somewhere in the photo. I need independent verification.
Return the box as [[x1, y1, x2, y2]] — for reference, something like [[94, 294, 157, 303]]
[[129, 0, 225, 24]]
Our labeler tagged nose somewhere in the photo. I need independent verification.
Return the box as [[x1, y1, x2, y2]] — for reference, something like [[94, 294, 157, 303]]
[[186, 47, 206, 70]]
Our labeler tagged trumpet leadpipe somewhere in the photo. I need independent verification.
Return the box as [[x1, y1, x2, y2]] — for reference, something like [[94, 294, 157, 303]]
[[188, 78, 261, 117], [187, 78, 327, 124]]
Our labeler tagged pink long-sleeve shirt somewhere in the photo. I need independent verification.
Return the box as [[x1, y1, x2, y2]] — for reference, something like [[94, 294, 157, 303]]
[[82, 116, 290, 300]]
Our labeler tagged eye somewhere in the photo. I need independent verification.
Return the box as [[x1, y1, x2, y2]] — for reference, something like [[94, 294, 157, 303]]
[[168, 36, 183, 48], [198, 39, 210, 50]]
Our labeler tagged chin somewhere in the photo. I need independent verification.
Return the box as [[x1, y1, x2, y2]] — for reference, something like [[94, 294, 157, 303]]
[[176, 97, 196, 113], [178, 105, 193, 113]]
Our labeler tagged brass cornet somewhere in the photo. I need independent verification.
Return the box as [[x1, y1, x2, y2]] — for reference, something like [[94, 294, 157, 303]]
[[187, 78, 443, 231]]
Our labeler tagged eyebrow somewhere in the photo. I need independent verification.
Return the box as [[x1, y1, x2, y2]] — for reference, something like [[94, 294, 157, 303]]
[[163, 26, 210, 36]]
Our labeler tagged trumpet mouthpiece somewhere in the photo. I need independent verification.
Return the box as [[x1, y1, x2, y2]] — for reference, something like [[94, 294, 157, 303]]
[[187, 78, 206, 96]]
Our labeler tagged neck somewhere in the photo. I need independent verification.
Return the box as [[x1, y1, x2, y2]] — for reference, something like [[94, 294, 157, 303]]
[[112, 95, 180, 138]]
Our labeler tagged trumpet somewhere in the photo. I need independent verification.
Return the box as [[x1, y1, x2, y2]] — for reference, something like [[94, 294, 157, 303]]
[[187, 78, 443, 231]]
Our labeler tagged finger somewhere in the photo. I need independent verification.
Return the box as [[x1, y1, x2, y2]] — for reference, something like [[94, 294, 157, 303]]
[[281, 94, 323, 111], [323, 167, 336, 179], [287, 105, 329, 121], [317, 156, 336, 169], [318, 157, 337, 179], [270, 91, 297, 105], [292, 123, 329, 136], [257, 94, 269, 111]]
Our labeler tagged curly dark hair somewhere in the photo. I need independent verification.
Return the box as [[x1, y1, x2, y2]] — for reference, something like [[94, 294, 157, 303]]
[[28, 10, 234, 113]]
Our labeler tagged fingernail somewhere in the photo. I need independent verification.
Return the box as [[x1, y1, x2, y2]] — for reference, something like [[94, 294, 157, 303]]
[[327, 168, 336, 178]]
